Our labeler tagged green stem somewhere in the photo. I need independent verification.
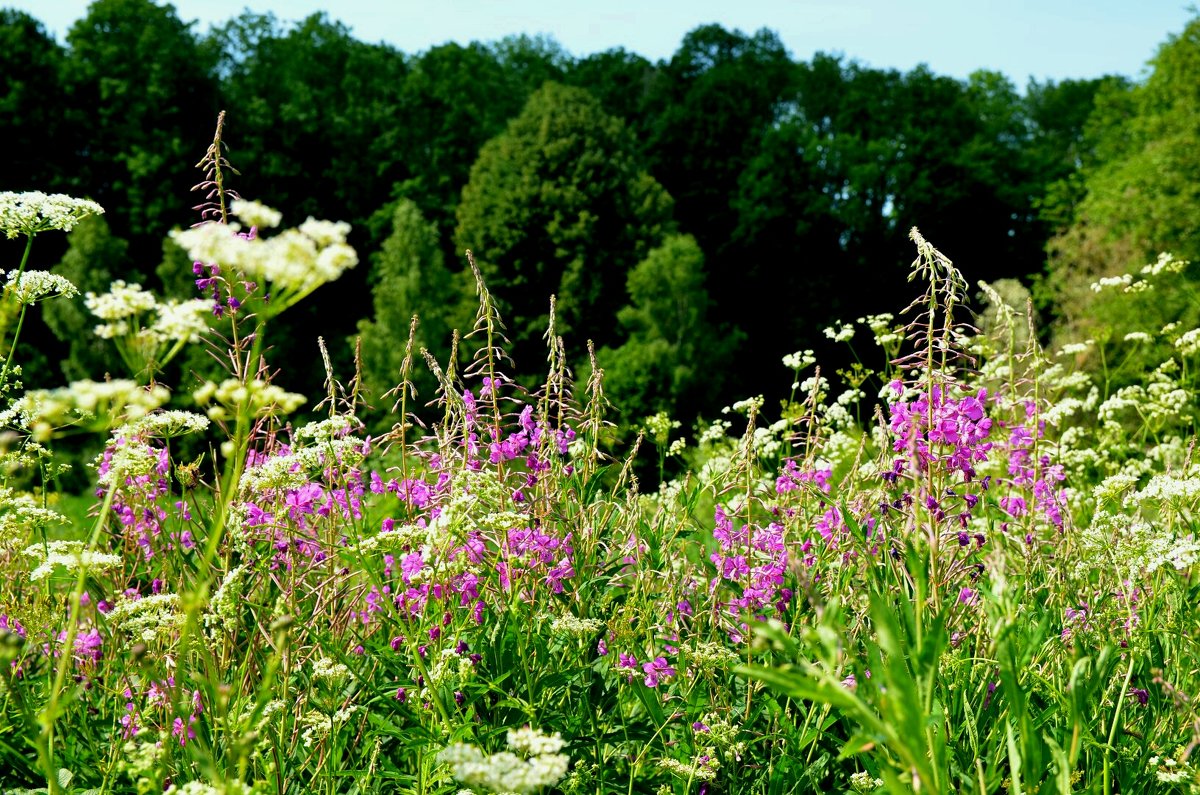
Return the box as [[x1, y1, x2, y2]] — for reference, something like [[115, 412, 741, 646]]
[[36, 486, 116, 794], [1102, 658, 1135, 795], [1, 233, 35, 386]]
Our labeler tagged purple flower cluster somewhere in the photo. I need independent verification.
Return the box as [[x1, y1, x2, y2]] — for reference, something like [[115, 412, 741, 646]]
[[709, 506, 791, 642], [889, 384, 994, 479], [98, 435, 194, 563]]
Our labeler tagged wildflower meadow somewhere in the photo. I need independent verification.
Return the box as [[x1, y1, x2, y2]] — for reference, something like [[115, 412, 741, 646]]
[[3, 105, 1200, 795]]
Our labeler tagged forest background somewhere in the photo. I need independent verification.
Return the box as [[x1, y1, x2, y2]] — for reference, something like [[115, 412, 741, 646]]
[[5, 0, 1200, 449]]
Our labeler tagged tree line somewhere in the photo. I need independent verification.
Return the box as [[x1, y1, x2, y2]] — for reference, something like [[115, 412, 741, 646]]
[[4, 0, 1193, 427]]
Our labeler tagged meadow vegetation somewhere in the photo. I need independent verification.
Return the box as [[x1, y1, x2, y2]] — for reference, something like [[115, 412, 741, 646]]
[[6, 4, 1200, 794]]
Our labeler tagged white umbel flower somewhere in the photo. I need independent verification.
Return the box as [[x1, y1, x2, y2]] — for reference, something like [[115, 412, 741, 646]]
[[438, 728, 570, 795], [151, 298, 211, 343], [0, 191, 104, 238], [24, 540, 121, 581], [5, 270, 78, 304], [85, 280, 158, 324], [230, 199, 283, 229]]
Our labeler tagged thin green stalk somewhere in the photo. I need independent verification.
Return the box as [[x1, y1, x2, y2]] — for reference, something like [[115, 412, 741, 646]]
[[1, 233, 36, 385], [1102, 658, 1135, 795], [35, 486, 116, 795]]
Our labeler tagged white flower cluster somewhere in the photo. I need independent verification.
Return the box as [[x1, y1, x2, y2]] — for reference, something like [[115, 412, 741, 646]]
[[1130, 474, 1200, 508], [85, 280, 158, 329], [1056, 340, 1095, 357], [23, 540, 121, 581], [125, 410, 210, 439], [152, 298, 212, 344], [695, 713, 746, 759], [1089, 274, 1133, 293], [697, 419, 732, 445], [1148, 755, 1194, 785], [782, 349, 816, 371], [423, 646, 477, 698], [658, 755, 719, 782], [164, 780, 255, 795], [194, 378, 306, 421], [1174, 328, 1200, 357], [686, 640, 743, 675], [204, 564, 250, 637], [230, 199, 282, 229], [86, 280, 209, 345], [824, 322, 856, 342], [643, 411, 680, 443], [0, 191, 104, 238], [438, 728, 569, 795], [1079, 507, 1200, 583], [859, 313, 900, 347], [293, 415, 360, 443], [1142, 252, 1187, 277], [17, 379, 170, 440], [238, 436, 365, 494], [722, 395, 764, 416], [5, 270, 78, 304], [312, 656, 352, 684], [850, 771, 884, 792], [106, 593, 184, 643], [549, 614, 605, 638], [95, 436, 160, 489], [164, 783, 222, 795], [0, 488, 64, 549], [299, 705, 361, 748], [170, 204, 357, 297]]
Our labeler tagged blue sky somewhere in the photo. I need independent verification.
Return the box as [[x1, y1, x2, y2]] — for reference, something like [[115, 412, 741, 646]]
[[11, 0, 1196, 85]]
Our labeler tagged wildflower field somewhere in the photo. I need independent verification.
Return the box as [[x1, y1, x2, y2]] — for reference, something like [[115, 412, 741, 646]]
[[4, 126, 1200, 795], [9, 6, 1200, 788]]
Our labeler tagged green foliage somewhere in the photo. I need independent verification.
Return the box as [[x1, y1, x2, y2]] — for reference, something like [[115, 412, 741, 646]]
[[63, 0, 220, 249], [599, 234, 741, 423], [43, 215, 130, 382], [0, 10, 73, 193], [455, 81, 674, 365], [1043, 18, 1200, 343], [356, 199, 463, 418]]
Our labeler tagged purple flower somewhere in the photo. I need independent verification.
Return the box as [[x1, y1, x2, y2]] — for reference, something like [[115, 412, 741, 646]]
[[642, 656, 675, 688]]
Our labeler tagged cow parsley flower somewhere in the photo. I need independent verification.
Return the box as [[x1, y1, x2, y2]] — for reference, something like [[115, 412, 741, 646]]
[[204, 564, 249, 637], [438, 727, 569, 795], [782, 349, 816, 370], [126, 410, 210, 439], [0, 191, 104, 238], [170, 209, 358, 315], [850, 771, 885, 792], [312, 656, 352, 684], [230, 199, 283, 229], [194, 378, 306, 421], [5, 270, 78, 304], [24, 540, 121, 581], [1141, 252, 1186, 277], [85, 280, 158, 327], [151, 298, 210, 343], [0, 488, 64, 549], [824, 322, 856, 342], [1090, 274, 1133, 292], [106, 593, 184, 643], [549, 614, 604, 638]]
